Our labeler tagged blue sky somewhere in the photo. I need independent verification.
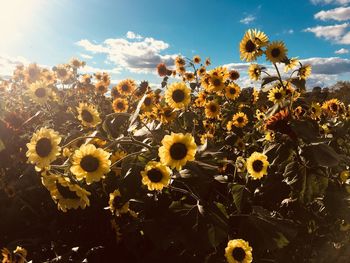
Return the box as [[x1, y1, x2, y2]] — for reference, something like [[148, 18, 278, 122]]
[[1, 0, 350, 87]]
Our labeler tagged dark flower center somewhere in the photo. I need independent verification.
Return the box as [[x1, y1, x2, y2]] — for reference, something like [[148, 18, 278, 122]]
[[147, 168, 163, 183], [252, 160, 264, 172], [56, 182, 79, 199], [172, 89, 185, 103], [230, 88, 236, 94], [144, 97, 152, 106], [81, 109, 93, 123], [98, 85, 105, 91], [274, 92, 282, 100], [112, 195, 125, 209], [330, 103, 338, 112], [210, 104, 217, 113], [117, 102, 125, 110], [29, 68, 37, 78], [237, 116, 244, 123], [169, 142, 188, 160], [35, 138, 52, 157], [212, 78, 221, 87], [35, 88, 46, 98], [245, 40, 256, 52], [164, 109, 173, 117], [232, 247, 246, 261], [80, 155, 100, 172], [271, 48, 281, 58], [122, 84, 129, 92]]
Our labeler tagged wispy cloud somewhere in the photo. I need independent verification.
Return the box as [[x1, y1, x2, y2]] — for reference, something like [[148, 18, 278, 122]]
[[304, 23, 349, 43], [310, 0, 350, 5], [239, 15, 256, 25], [335, 48, 349, 53], [0, 55, 29, 78], [76, 31, 178, 74], [315, 6, 350, 21], [80, 53, 93, 60]]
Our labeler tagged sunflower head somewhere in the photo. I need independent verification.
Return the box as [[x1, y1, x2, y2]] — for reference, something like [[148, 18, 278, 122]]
[[232, 112, 249, 128], [158, 133, 197, 170], [239, 29, 268, 62], [164, 82, 191, 109], [109, 189, 129, 215], [157, 63, 168, 77], [205, 101, 221, 119], [225, 83, 241, 100], [246, 152, 269, 180], [268, 86, 285, 104], [284, 57, 299, 72], [28, 81, 52, 104], [225, 239, 253, 263], [159, 106, 177, 124], [117, 79, 136, 96], [248, 64, 262, 81], [77, 103, 101, 127], [265, 41, 288, 63], [298, 64, 312, 80], [112, 98, 129, 113], [141, 161, 172, 191], [95, 81, 108, 94]]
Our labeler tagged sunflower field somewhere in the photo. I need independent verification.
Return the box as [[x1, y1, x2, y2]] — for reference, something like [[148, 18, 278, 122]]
[[1, 29, 350, 263]]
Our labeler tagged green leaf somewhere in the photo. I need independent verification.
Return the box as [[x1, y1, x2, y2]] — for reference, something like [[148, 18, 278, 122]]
[[129, 93, 146, 126], [301, 143, 340, 167], [261, 76, 279, 89], [291, 119, 319, 142], [289, 77, 306, 91], [231, 184, 245, 212]]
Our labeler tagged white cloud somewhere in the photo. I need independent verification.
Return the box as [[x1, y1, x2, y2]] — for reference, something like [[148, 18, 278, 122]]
[[0, 55, 29, 78], [315, 6, 350, 21], [311, 0, 350, 5], [300, 57, 350, 74], [80, 53, 93, 59], [304, 23, 349, 43], [126, 31, 143, 40], [335, 47, 349, 53], [76, 33, 178, 74], [79, 65, 121, 75], [240, 15, 256, 24]]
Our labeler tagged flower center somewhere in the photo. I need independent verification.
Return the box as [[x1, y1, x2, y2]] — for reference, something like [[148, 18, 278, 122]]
[[172, 89, 185, 103], [80, 155, 100, 172], [112, 195, 125, 209], [35, 138, 52, 157], [164, 109, 172, 117], [35, 88, 46, 98], [169, 142, 188, 160], [245, 40, 256, 52], [144, 97, 152, 106], [81, 109, 93, 123], [252, 159, 264, 172], [117, 102, 125, 110], [274, 92, 282, 100], [271, 48, 281, 58], [122, 84, 129, 92], [237, 116, 244, 123], [330, 103, 338, 112], [232, 247, 246, 261], [56, 182, 79, 199], [147, 168, 163, 183], [212, 78, 221, 87], [210, 104, 217, 113], [229, 88, 236, 94]]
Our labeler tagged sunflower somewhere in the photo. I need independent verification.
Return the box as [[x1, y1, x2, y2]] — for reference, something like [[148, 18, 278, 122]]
[[175, 56, 186, 68], [322, 98, 341, 116], [25, 63, 42, 83], [195, 91, 208, 107], [95, 81, 108, 94], [112, 98, 129, 113], [70, 144, 111, 184], [111, 150, 127, 176], [1, 246, 28, 263], [265, 41, 287, 63], [255, 109, 265, 121], [134, 81, 149, 98], [159, 133, 197, 170], [246, 152, 269, 180], [159, 106, 177, 124], [109, 189, 129, 215], [248, 64, 262, 81], [225, 239, 253, 263], [193, 55, 201, 64], [310, 102, 321, 119], [197, 66, 206, 76], [265, 109, 291, 134], [205, 101, 221, 119], [228, 70, 240, 81], [26, 128, 61, 170], [77, 103, 101, 127], [42, 173, 91, 212], [208, 73, 225, 93], [235, 156, 247, 172], [232, 112, 248, 128], [55, 65, 71, 82], [157, 63, 168, 77], [184, 72, 195, 82], [252, 88, 259, 103], [164, 82, 191, 109], [298, 64, 312, 80], [28, 81, 51, 104], [117, 79, 136, 96], [42, 70, 57, 85], [225, 83, 241, 100], [284, 57, 299, 72], [268, 86, 285, 104], [239, 29, 269, 62], [141, 161, 172, 191]]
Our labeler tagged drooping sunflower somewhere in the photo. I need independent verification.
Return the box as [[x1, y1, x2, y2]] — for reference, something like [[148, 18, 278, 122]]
[[184, 72, 195, 82], [298, 64, 312, 80], [248, 64, 262, 81], [164, 82, 191, 109], [159, 106, 177, 124], [159, 133, 197, 170], [310, 102, 322, 119], [225, 83, 241, 100], [193, 55, 201, 64], [117, 79, 136, 96], [268, 86, 285, 104], [109, 189, 129, 215], [157, 63, 168, 77], [70, 144, 111, 184], [246, 152, 269, 180], [25, 63, 41, 83], [77, 103, 101, 127], [140, 161, 172, 191], [26, 128, 61, 170], [195, 91, 208, 107], [95, 81, 108, 94], [42, 173, 91, 212], [284, 57, 299, 72], [28, 81, 51, 104], [112, 98, 129, 113], [322, 98, 341, 116], [175, 56, 186, 68], [228, 70, 240, 81], [265, 41, 287, 63], [232, 112, 249, 128], [205, 101, 221, 119], [142, 93, 155, 112], [225, 239, 253, 263], [239, 29, 269, 62]]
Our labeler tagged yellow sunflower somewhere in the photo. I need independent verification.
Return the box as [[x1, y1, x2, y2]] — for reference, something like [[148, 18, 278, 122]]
[[28, 81, 51, 104], [298, 64, 312, 80], [322, 98, 341, 116], [1, 246, 28, 263], [268, 86, 285, 104], [77, 103, 101, 127], [265, 41, 288, 63], [26, 128, 61, 170], [70, 144, 111, 184], [284, 57, 299, 72], [232, 112, 248, 128], [95, 81, 108, 94], [225, 83, 241, 100], [141, 161, 172, 191], [175, 56, 186, 68], [25, 63, 41, 83], [310, 102, 321, 119], [246, 152, 269, 180], [42, 173, 91, 212], [205, 101, 221, 119], [240, 29, 269, 62], [225, 239, 253, 263], [193, 55, 201, 64], [159, 133, 197, 170], [195, 91, 208, 107], [55, 65, 71, 82], [112, 98, 129, 113], [111, 150, 127, 176], [159, 106, 177, 124], [142, 93, 155, 112], [208, 73, 225, 93], [248, 64, 262, 81], [197, 66, 206, 76], [109, 189, 129, 215], [117, 79, 136, 96], [228, 70, 240, 81], [164, 82, 191, 109]]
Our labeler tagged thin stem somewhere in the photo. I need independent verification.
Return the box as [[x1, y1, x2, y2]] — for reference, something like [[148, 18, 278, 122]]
[[273, 63, 285, 88]]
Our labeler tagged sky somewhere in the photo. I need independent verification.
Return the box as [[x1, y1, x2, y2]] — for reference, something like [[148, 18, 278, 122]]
[[0, 0, 350, 88]]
